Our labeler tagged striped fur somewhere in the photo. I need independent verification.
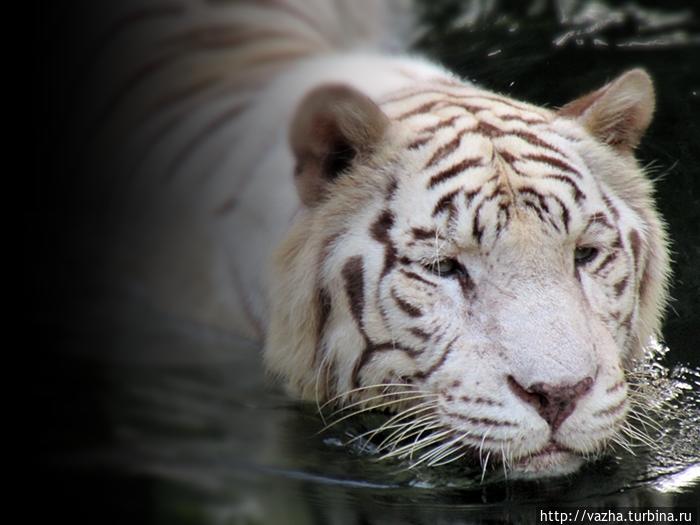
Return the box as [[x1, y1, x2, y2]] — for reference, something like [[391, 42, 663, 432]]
[[92, 1, 671, 477], [267, 69, 670, 477]]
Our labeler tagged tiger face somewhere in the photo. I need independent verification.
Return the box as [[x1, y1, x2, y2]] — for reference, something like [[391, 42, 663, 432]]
[[265, 70, 670, 477]]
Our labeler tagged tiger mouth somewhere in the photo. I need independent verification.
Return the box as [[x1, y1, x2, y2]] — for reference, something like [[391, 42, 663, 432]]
[[510, 441, 583, 476], [529, 441, 571, 458]]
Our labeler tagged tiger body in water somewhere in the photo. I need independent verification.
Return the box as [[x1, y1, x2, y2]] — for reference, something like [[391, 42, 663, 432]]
[[95, 1, 670, 477]]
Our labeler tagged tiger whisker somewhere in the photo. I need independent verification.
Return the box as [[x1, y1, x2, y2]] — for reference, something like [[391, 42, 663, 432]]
[[380, 422, 447, 458], [378, 424, 447, 459], [430, 450, 468, 467], [500, 442, 508, 480], [426, 434, 468, 466], [625, 411, 664, 434], [379, 429, 452, 461], [478, 428, 491, 467], [630, 395, 675, 417], [620, 419, 656, 443], [609, 432, 636, 456], [406, 433, 460, 469], [354, 414, 438, 455], [347, 412, 435, 448], [420, 441, 459, 467], [619, 422, 660, 451], [375, 413, 440, 451], [626, 400, 667, 422], [321, 394, 438, 432], [325, 390, 436, 419], [319, 383, 426, 411], [480, 450, 492, 483], [314, 353, 333, 426], [408, 425, 450, 461], [350, 402, 440, 445]]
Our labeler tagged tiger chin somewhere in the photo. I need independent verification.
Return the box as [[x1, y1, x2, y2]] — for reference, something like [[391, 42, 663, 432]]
[[263, 63, 671, 479]]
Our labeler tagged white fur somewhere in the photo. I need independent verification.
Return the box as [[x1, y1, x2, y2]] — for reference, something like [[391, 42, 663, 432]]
[[92, 0, 669, 477]]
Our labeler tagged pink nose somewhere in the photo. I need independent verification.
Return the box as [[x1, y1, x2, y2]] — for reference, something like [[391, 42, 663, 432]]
[[507, 375, 594, 431]]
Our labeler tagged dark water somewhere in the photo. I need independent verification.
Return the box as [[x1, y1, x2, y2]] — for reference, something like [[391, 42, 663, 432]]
[[43, 300, 699, 524], [36, 1, 699, 523]]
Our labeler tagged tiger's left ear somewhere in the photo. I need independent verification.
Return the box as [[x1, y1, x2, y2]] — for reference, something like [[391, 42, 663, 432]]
[[290, 84, 390, 207], [558, 69, 655, 152]]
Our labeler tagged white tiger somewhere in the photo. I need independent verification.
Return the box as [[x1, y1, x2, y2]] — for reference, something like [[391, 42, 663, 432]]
[[90, 0, 670, 477]]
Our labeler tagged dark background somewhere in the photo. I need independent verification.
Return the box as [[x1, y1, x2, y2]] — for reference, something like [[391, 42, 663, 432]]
[[33, 1, 699, 523]]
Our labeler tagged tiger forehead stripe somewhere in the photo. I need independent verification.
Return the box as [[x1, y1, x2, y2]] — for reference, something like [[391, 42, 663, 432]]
[[549, 193, 571, 233], [432, 189, 460, 217], [544, 174, 585, 203], [586, 212, 615, 231], [427, 157, 483, 189], [601, 192, 621, 220], [382, 85, 551, 117], [500, 114, 548, 125], [521, 152, 583, 179], [424, 132, 465, 169]]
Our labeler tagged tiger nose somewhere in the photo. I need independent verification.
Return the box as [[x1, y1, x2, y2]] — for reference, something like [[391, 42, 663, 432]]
[[507, 376, 594, 431]]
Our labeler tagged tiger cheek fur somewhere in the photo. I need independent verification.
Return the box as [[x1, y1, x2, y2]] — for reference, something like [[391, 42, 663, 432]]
[[265, 69, 669, 477]]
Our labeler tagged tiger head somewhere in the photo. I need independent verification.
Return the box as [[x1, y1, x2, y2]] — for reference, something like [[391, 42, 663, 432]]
[[265, 69, 670, 477]]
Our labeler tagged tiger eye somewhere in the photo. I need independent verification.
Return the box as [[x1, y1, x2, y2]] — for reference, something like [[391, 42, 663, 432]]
[[574, 246, 599, 266], [425, 258, 468, 279]]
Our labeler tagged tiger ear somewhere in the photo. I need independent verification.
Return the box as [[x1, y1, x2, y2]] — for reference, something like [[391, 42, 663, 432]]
[[290, 84, 390, 206], [558, 69, 655, 152]]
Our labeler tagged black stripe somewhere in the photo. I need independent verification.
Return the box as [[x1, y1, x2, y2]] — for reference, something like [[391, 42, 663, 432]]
[[500, 114, 547, 124], [424, 133, 463, 169], [408, 136, 430, 149], [370, 210, 397, 278], [464, 188, 481, 207], [614, 276, 629, 297], [409, 327, 431, 341], [411, 227, 437, 240], [593, 252, 618, 275], [432, 189, 460, 217], [548, 194, 571, 233], [427, 156, 482, 188], [351, 341, 421, 387], [545, 174, 585, 202], [420, 115, 460, 134], [414, 336, 458, 381], [628, 230, 642, 274], [400, 269, 438, 288], [522, 153, 582, 178], [342, 256, 367, 338], [585, 212, 613, 231], [391, 288, 423, 317], [396, 100, 440, 120], [472, 200, 485, 244], [602, 193, 621, 220]]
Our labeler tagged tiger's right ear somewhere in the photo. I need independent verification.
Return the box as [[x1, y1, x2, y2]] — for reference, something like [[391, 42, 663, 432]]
[[558, 69, 655, 152], [290, 84, 390, 206]]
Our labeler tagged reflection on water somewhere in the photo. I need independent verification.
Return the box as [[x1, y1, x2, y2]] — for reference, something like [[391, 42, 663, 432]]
[[95, 297, 699, 524]]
